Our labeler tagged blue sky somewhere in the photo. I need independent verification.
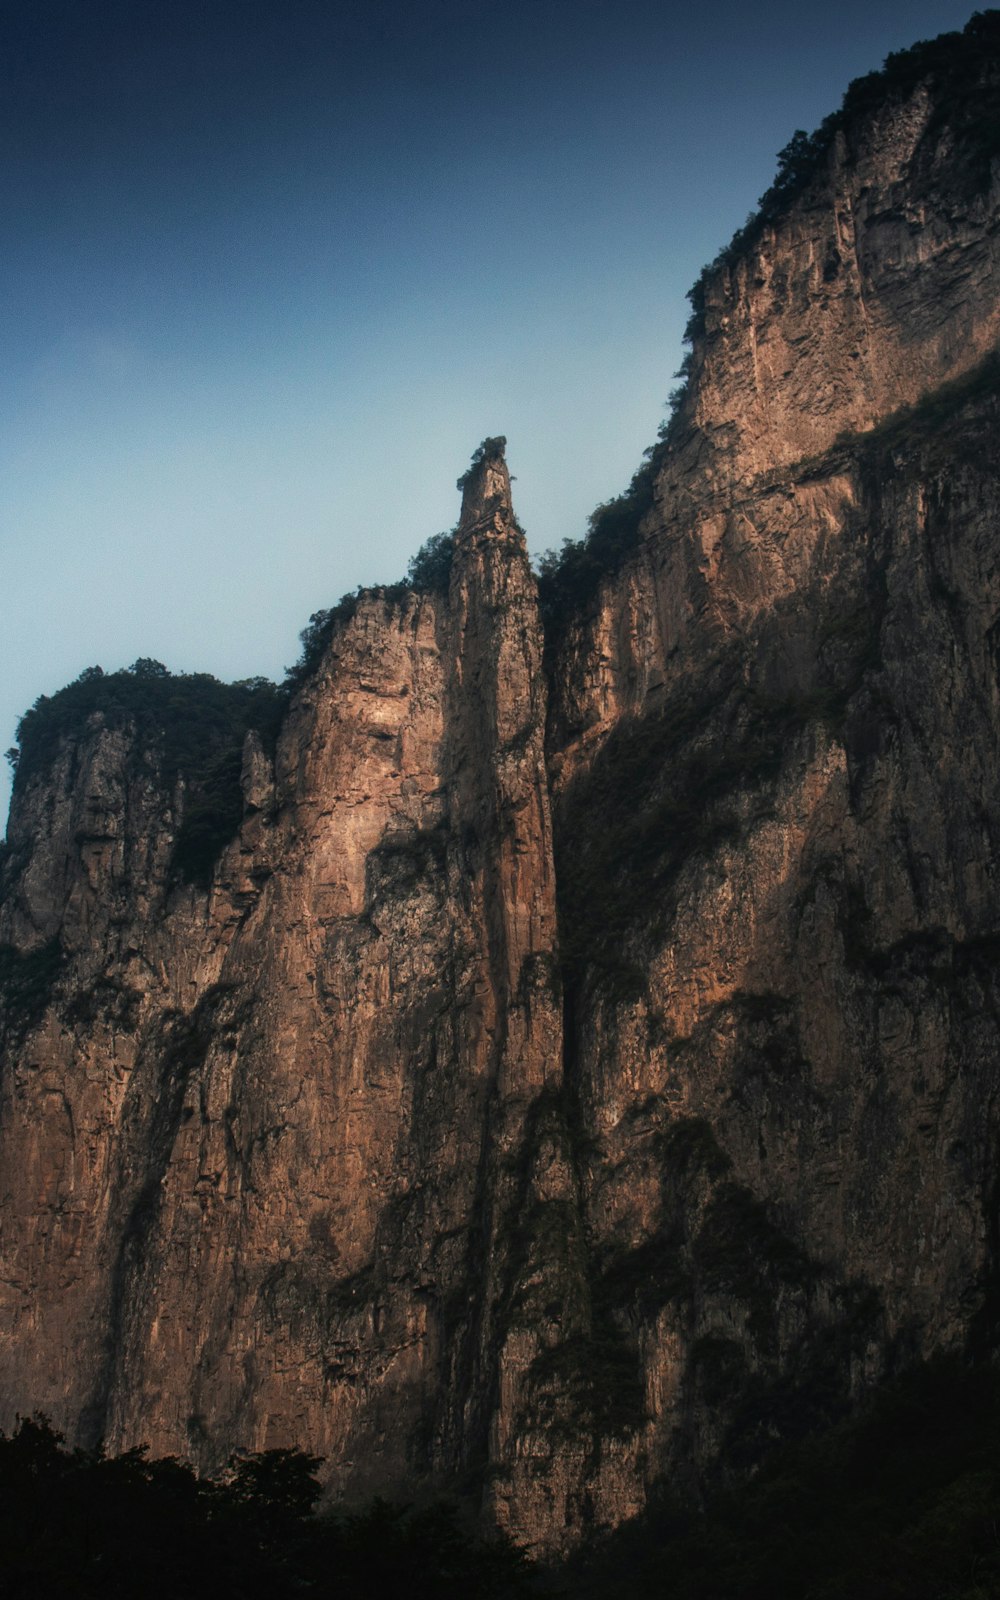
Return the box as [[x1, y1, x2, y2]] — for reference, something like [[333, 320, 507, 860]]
[[1, 0, 983, 825]]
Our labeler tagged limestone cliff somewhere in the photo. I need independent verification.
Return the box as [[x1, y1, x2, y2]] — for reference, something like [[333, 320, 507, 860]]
[[3, 13, 1000, 1558], [0, 447, 570, 1517]]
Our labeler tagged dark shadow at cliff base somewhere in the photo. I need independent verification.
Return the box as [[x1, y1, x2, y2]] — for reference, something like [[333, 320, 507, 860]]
[[9, 1358, 1000, 1598], [0, 1418, 539, 1600], [553, 1355, 1000, 1600]]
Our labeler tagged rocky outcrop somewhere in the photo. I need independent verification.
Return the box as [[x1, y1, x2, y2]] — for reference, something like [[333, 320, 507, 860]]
[[0, 448, 569, 1526], [548, 396, 1000, 1510], [2, 15, 1000, 1558]]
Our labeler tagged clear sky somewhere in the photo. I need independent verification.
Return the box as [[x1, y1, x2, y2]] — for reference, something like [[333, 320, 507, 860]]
[[1, 0, 984, 827]]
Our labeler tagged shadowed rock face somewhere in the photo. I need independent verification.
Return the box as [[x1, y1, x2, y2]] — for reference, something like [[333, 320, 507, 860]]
[[2, 28, 1000, 1556]]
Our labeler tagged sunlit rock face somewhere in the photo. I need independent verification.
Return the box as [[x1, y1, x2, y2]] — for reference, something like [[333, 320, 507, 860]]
[[2, 27, 1000, 1557], [0, 448, 566, 1518]]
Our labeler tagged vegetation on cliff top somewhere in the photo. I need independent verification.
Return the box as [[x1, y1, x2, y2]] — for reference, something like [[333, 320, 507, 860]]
[[286, 436, 512, 688], [9, 660, 285, 887], [536, 458, 657, 651], [535, 9, 1000, 637], [685, 9, 1000, 343], [7, 509, 466, 885], [284, 527, 457, 692], [456, 435, 507, 492]]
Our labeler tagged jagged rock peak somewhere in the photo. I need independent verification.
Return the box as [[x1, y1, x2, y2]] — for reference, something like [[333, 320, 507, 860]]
[[455, 435, 518, 543]]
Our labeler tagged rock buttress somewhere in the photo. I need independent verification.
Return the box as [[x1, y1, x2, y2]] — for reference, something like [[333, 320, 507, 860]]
[[0, 451, 577, 1540], [537, 21, 1000, 1533]]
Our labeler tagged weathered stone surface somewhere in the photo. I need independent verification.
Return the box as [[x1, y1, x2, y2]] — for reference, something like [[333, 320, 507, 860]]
[[0, 443, 580, 1541], [2, 28, 1000, 1559], [547, 406, 1000, 1531]]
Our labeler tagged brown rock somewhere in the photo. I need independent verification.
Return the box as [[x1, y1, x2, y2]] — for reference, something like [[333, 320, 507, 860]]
[[2, 23, 1000, 1557]]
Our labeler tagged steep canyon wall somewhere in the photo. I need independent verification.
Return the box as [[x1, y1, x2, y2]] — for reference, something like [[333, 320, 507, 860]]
[[2, 17, 1000, 1555]]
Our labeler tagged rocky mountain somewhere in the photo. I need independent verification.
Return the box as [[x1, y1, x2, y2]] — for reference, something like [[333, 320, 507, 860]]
[[2, 12, 1000, 1557]]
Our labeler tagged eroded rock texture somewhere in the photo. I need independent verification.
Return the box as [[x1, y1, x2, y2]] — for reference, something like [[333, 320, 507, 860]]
[[2, 20, 1000, 1556]]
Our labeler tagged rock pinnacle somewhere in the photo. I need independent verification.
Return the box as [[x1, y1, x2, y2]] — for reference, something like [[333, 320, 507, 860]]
[[456, 436, 518, 543]]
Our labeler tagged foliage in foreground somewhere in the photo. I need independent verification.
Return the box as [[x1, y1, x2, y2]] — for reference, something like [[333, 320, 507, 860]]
[[4, 1357, 1000, 1598], [0, 1417, 535, 1600]]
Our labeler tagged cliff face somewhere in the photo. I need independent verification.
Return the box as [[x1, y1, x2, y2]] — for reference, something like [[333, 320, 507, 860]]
[[3, 20, 1000, 1557], [0, 455, 570, 1515], [675, 89, 1000, 492]]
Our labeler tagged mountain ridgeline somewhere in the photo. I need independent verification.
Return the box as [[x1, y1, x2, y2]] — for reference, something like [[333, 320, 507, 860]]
[[3, 13, 1000, 1572]]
